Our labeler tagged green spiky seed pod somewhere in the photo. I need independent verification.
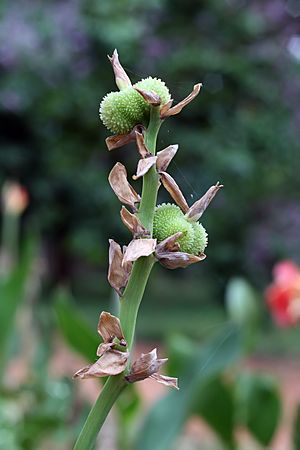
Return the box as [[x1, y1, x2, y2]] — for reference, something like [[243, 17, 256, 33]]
[[99, 88, 147, 134], [191, 222, 208, 255], [153, 203, 208, 255], [100, 77, 172, 134], [134, 77, 171, 106]]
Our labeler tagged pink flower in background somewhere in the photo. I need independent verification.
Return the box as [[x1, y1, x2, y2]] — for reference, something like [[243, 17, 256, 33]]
[[2, 181, 29, 215], [265, 260, 300, 327]]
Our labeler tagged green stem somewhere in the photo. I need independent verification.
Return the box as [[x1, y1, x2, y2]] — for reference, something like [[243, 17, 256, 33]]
[[120, 255, 155, 351], [138, 106, 161, 232], [74, 106, 161, 450], [74, 375, 126, 450]]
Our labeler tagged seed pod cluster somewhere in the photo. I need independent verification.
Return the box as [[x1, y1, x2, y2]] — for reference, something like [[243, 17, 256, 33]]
[[99, 77, 171, 134], [153, 203, 208, 255]]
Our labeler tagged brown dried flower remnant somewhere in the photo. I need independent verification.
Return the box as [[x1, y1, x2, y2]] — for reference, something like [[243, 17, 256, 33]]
[[108, 49, 132, 91], [122, 238, 156, 265], [120, 206, 149, 238], [73, 312, 129, 380], [97, 312, 125, 347], [185, 182, 223, 221], [108, 239, 132, 295], [156, 144, 178, 173], [109, 162, 140, 211], [126, 348, 178, 390], [106, 125, 145, 151], [160, 83, 202, 119], [132, 156, 157, 180], [134, 88, 161, 106], [159, 171, 189, 213]]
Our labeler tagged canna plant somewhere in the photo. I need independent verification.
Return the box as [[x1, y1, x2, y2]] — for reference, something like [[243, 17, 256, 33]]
[[73, 50, 222, 450]]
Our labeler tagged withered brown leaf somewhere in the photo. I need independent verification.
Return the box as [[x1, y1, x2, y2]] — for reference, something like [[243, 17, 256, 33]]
[[73, 350, 129, 379], [125, 348, 178, 389], [185, 182, 223, 221], [155, 232, 183, 254], [106, 125, 144, 151], [98, 311, 125, 343], [109, 162, 140, 210], [108, 239, 132, 295], [156, 144, 178, 173], [160, 171, 189, 213], [135, 130, 151, 158], [122, 238, 156, 265], [108, 49, 132, 90], [120, 207, 149, 238], [133, 156, 157, 180], [161, 83, 202, 118], [134, 88, 161, 106], [157, 251, 206, 269]]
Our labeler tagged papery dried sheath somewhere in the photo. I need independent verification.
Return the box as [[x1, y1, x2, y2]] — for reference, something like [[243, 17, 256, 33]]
[[126, 349, 178, 389], [161, 84, 202, 118], [74, 310, 128, 379], [106, 125, 144, 151], [108, 239, 132, 295], [120, 207, 149, 237], [109, 163, 140, 210], [108, 49, 132, 90], [126, 349, 167, 382], [157, 251, 206, 269], [135, 130, 151, 158], [123, 239, 156, 264], [98, 311, 125, 343], [133, 156, 157, 180], [73, 350, 129, 379], [155, 232, 183, 253], [150, 373, 179, 389], [160, 172, 189, 213], [185, 182, 223, 221], [160, 99, 173, 118], [134, 88, 161, 106], [156, 145, 178, 173]]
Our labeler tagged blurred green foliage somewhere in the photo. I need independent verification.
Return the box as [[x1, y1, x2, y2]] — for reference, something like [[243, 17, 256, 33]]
[[1, 0, 300, 316]]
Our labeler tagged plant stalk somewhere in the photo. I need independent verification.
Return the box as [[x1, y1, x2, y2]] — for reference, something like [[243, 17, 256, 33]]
[[74, 106, 161, 450]]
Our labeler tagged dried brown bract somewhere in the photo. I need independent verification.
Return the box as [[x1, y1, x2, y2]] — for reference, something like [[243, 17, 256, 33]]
[[161, 83, 202, 119], [160, 172, 189, 213], [134, 88, 161, 106], [108, 49, 132, 90], [156, 250, 206, 270], [155, 232, 183, 254], [156, 144, 178, 172], [135, 130, 151, 158], [122, 238, 156, 265], [125, 348, 178, 389], [98, 311, 125, 344], [109, 162, 140, 211], [73, 350, 129, 379], [120, 207, 150, 238], [185, 182, 223, 221], [132, 156, 157, 180], [106, 125, 144, 151], [108, 239, 132, 295], [73, 311, 129, 380]]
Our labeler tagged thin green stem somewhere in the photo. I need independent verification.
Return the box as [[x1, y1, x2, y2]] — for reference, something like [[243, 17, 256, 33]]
[[138, 106, 161, 232], [74, 375, 126, 450], [119, 255, 155, 352], [73, 106, 161, 450]]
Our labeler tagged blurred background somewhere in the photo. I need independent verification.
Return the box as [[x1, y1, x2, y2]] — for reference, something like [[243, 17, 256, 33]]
[[0, 0, 300, 449]]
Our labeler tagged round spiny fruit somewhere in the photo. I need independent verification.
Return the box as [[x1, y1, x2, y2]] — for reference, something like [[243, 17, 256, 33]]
[[134, 77, 171, 106], [153, 204, 208, 255], [99, 88, 147, 134], [191, 222, 208, 255]]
